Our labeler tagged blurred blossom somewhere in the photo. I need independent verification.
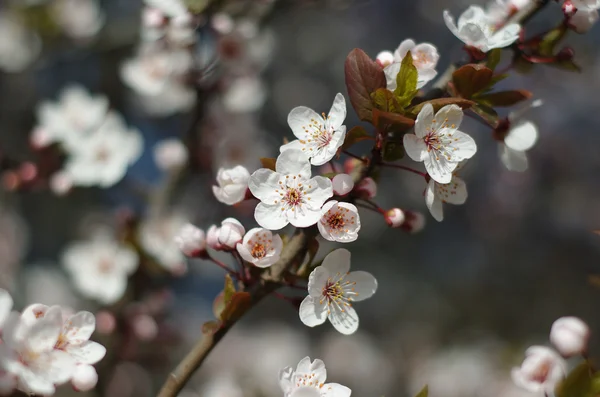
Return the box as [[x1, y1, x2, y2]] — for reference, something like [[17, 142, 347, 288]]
[[61, 232, 139, 305], [144, 0, 188, 18], [0, 14, 40, 73], [222, 76, 267, 113], [51, 0, 106, 40], [139, 212, 188, 274], [154, 139, 189, 172]]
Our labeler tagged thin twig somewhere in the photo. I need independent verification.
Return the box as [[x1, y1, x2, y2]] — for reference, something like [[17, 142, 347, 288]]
[[380, 162, 427, 178]]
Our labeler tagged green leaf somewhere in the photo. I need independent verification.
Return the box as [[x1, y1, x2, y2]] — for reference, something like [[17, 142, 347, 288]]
[[475, 90, 533, 107], [539, 25, 568, 57], [394, 51, 419, 108], [223, 274, 236, 304], [470, 104, 499, 127], [556, 362, 594, 397], [549, 59, 582, 73], [372, 109, 415, 133], [487, 49, 502, 71], [212, 291, 225, 319], [184, 0, 210, 13], [341, 126, 372, 151], [344, 49, 387, 122], [452, 64, 494, 98], [415, 385, 428, 397], [220, 292, 252, 323], [371, 88, 401, 113], [260, 157, 276, 171], [408, 98, 475, 116]]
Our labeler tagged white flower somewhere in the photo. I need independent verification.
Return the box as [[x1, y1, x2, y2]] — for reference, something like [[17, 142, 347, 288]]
[[572, 0, 600, 10], [249, 150, 333, 230], [550, 316, 590, 357], [280, 94, 347, 166], [385, 208, 405, 227], [212, 166, 251, 205], [444, 6, 521, 52], [139, 213, 188, 274], [332, 174, 354, 196], [71, 364, 98, 391], [299, 249, 377, 335], [35, 85, 109, 148], [0, 308, 77, 395], [144, 0, 188, 17], [222, 77, 267, 113], [486, 0, 533, 25], [425, 173, 468, 222], [383, 39, 439, 91], [511, 346, 566, 393], [499, 120, 538, 172], [236, 227, 283, 268], [174, 224, 206, 257], [568, 8, 599, 32], [217, 218, 245, 249], [21, 306, 106, 365], [0, 15, 40, 73], [318, 201, 361, 243], [355, 177, 377, 199], [403, 104, 477, 184], [51, 0, 105, 40], [62, 233, 139, 305], [136, 81, 196, 116], [0, 288, 13, 329], [206, 225, 222, 250], [154, 139, 188, 171], [62, 111, 143, 187], [279, 356, 351, 397], [376, 51, 395, 68]]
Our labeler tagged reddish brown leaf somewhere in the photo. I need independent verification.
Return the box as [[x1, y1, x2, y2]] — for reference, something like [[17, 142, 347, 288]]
[[452, 64, 494, 98], [341, 126, 372, 151], [475, 90, 533, 107], [220, 292, 252, 323], [408, 98, 475, 116], [344, 49, 387, 122], [373, 109, 415, 133]]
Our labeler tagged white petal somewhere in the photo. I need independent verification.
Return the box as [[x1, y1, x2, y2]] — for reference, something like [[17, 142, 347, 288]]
[[327, 93, 347, 130], [254, 203, 289, 230], [345, 271, 378, 302], [63, 311, 95, 342], [489, 23, 521, 49], [403, 134, 427, 162], [443, 10, 461, 40], [458, 5, 486, 27], [499, 145, 529, 172], [248, 169, 282, 204], [279, 366, 294, 394], [279, 139, 305, 154], [412, 43, 440, 69], [439, 176, 468, 205], [416, 68, 438, 89], [432, 104, 463, 132], [424, 152, 457, 184], [0, 289, 13, 329], [322, 383, 353, 397], [43, 349, 77, 384], [505, 120, 538, 151], [426, 179, 444, 222], [384, 63, 401, 91], [65, 341, 106, 365], [414, 103, 434, 138], [291, 387, 322, 397], [276, 149, 312, 179], [447, 130, 477, 161], [305, 176, 334, 208], [288, 106, 323, 140], [328, 304, 359, 335], [26, 312, 62, 353], [299, 296, 328, 327], [308, 266, 331, 297], [395, 39, 416, 60], [321, 248, 351, 275], [295, 357, 327, 384], [288, 206, 322, 228]]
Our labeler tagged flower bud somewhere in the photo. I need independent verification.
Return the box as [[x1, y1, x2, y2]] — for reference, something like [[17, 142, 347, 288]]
[[206, 225, 222, 250], [217, 218, 245, 249], [355, 177, 377, 199], [562, 0, 577, 17], [332, 174, 354, 196], [174, 223, 206, 257], [385, 208, 405, 228], [550, 316, 590, 357], [511, 346, 566, 393], [95, 310, 116, 334], [131, 314, 158, 341], [568, 8, 598, 33], [212, 166, 250, 205], [153, 139, 188, 172], [401, 210, 426, 234], [72, 365, 98, 392], [376, 51, 394, 68]]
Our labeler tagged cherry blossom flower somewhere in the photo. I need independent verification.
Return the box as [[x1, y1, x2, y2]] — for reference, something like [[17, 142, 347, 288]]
[[51, 0, 105, 40], [139, 213, 188, 274], [222, 76, 267, 113], [318, 201, 361, 243], [279, 356, 351, 397], [385, 208, 405, 227], [425, 172, 468, 222], [62, 233, 139, 305], [376, 51, 395, 67], [218, 218, 245, 249], [444, 6, 521, 52], [572, 0, 600, 10], [0, 308, 77, 395], [144, 0, 188, 17], [154, 139, 188, 171], [403, 104, 477, 184], [71, 365, 98, 391], [236, 228, 283, 268], [499, 121, 538, 172], [511, 346, 566, 393], [280, 94, 347, 166], [212, 166, 251, 205], [206, 225, 223, 250], [0, 15, 41, 73], [174, 224, 206, 257], [486, 0, 532, 25], [383, 39, 439, 91], [249, 149, 333, 230], [332, 174, 354, 196], [299, 249, 377, 335], [550, 316, 590, 357], [355, 177, 377, 199]]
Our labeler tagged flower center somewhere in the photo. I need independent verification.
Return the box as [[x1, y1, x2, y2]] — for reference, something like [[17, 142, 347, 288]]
[[327, 212, 345, 230], [413, 51, 429, 67], [250, 243, 266, 259], [531, 361, 551, 383], [55, 334, 68, 350], [320, 275, 357, 313], [98, 258, 113, 274], [95, 147, 110, 162], [284, 187, 303, 206], [295, 373, 325, 389]]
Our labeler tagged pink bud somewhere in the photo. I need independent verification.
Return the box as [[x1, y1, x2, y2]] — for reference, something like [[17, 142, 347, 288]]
[[385, 208, 405, 228], [132, 314, 158, 341], [355, 177, 377, 199], [30, 127, 53, 149], [206, 225, 222, 250], [343, 158, 363, 174], [332, 174, 354, 196], [142, 7, 165, 28], [72, 365, 98, 392], [562, 0, 577, 17], [401, 210, 426, 234], [550, 316, 590, 357], [174, 223, 206, 257], [376, 51, 394, 68], [95, 310, 116, 335], [211, 12, 234, 34], [218, 218, 245, 249]]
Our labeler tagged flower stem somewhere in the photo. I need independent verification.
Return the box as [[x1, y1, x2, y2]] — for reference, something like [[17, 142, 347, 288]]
[[380, 162, 427, 178], [208, 256, 238, 276], [342, 150, 367, 163]]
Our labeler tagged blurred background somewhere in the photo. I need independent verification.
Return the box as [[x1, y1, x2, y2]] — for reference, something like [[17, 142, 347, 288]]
[[0, 0, 599, 396]]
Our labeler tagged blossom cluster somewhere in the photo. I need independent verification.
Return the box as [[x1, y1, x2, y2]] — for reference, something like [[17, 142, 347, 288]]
[[0, 289, 105, 395]]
